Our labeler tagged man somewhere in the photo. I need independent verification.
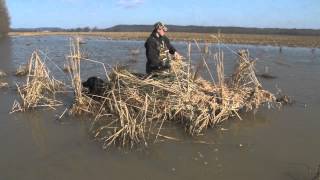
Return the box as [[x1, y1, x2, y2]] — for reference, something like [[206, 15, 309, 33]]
[[144, 22, 181, 74]]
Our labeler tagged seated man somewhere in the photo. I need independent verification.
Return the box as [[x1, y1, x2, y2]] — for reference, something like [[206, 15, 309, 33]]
[[144, 22, 181, 74]]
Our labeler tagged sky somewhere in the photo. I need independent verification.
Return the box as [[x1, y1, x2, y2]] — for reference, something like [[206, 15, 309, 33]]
[[5, 0, 320, 29]]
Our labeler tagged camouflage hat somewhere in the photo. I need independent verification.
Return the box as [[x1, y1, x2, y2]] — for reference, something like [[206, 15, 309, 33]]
[[154, 22, 168, 32]]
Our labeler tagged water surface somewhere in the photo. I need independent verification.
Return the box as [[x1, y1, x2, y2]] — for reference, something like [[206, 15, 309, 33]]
[[1, 36, 320, 180]]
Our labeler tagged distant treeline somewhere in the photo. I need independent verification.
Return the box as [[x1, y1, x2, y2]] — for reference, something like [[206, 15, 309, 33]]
[[0, 0, 10, 36], [103, 25, 320, 36], [12, 24, 320, 36]]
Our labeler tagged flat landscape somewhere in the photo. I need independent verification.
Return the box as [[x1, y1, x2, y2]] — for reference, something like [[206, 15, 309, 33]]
[[9, 31, 320, 48], [2, 0, 320, 179]]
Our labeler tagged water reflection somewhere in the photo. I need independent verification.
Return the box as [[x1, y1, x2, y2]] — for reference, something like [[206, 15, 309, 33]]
[[26, 113, 49, 156]]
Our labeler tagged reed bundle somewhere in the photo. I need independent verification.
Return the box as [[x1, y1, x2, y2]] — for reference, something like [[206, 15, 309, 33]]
[[11, 51, 64, 112], [88, 50, 276, 148], [67, 38, 103, 115], [0, 81, 8, 88], [15, 64, 29, 76], [11, 40, 277, 149]]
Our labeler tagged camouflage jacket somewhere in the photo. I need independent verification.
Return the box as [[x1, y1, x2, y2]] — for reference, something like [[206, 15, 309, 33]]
[[144, 32, 176, 70]]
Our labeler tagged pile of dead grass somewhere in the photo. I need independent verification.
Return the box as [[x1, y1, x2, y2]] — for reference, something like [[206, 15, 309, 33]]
[[10, 40, 277, 149], [87, 49, 276, 148], [11, 51, 64, 113]]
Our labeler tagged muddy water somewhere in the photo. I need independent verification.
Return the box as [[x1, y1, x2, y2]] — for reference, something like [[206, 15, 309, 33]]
[[1, 36, 320, 180]]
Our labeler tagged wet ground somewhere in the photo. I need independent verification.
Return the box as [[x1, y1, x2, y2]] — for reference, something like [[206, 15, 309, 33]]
[[0, 36, 320, 180]]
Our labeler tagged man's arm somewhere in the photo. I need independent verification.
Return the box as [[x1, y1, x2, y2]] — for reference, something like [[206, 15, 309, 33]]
[[145, 38, 161, 67], [163, 36, 176, 55], [163, 36, 183, 59]]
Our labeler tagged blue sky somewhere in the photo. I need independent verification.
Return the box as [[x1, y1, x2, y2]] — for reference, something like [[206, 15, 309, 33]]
[[5, 0, 320, 29]]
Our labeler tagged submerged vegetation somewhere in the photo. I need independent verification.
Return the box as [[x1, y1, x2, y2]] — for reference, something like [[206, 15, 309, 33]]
[[11, 39, 279, 149], [0, 0, 10, 37]]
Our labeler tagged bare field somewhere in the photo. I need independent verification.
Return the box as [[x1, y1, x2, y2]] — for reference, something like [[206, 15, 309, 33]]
[[8, 31, 320, 48]]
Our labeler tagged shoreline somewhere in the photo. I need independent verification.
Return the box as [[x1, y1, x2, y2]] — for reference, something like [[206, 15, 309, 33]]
[[8, 31, 320, 48]]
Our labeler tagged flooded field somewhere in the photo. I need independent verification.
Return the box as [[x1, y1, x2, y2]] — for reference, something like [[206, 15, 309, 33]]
[[1, 36, 320, 180]]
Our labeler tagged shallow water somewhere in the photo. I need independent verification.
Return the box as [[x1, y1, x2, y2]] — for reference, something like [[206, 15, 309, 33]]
[[1, 36, 320, 180]]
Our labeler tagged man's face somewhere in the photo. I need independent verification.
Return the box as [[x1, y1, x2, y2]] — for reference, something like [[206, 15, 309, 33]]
[[157, 28, 165, 36]]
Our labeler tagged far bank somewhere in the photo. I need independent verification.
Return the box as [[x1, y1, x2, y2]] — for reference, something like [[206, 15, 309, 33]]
[[8, 31, 320, 48]]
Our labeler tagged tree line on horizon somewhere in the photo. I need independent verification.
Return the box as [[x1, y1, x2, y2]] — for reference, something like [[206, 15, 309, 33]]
[[0, 0, 10, 36]]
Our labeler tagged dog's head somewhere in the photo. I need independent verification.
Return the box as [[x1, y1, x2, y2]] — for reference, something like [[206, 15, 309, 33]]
[[82, 76, 105, 95]]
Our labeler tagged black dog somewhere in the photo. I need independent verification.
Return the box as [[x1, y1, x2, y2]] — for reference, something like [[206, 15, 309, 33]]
[[82, 76, 106, 97]]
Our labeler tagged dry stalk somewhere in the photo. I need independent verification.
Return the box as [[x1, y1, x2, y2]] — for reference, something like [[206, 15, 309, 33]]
[[15, 64, 29, 76], [11, 51, 64, 113], [0, 81, 9, 88], [67, 38, 104, 115], [90, 46, 277, 148], [11, 38, 277, 149]]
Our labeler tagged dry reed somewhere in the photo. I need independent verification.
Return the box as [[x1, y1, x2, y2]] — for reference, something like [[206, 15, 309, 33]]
[[15, 64, 29, 76], [87, 48, 276, 148], [0, 81, 8, 88], [67, 37, 102, 115], [0, 70, 7, 78], [10, 39, 278, 149], [11, 51, 64, 112]]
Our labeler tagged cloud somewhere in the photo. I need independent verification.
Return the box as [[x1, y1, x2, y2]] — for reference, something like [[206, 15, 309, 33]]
[[117, 0, 144, 8]]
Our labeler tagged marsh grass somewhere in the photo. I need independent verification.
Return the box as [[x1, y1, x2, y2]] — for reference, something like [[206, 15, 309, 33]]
[[87, 45, 276, 148], [11, 51, 64, 113], [0, 81, 8, 88], [11, 38, 278, 149], [15, 64, 29, 76], [67, 37, 109, 116]]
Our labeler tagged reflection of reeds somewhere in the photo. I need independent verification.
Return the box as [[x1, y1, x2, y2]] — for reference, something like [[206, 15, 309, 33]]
[[27, 113, 48, 155], [11, 51, 64, 112], [286, 163, 320, 180], [312, 164, 320, 180]]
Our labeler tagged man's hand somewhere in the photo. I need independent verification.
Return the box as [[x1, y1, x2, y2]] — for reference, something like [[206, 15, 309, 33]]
[[174, 52, 184, 60]]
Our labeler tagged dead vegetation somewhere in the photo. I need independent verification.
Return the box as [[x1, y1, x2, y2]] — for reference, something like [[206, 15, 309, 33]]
[[67, 38, 103, 115], [11, 51, 64, 113], [10, 39, 278, 149], [87, 46, 276, 148], [0, 69, 8, 88], [0, 81, 8, 88], [15, 64, 29, 76]]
